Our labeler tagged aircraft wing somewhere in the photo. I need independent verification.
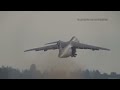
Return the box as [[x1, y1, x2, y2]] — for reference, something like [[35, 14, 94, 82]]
[[24, 44, 58, 52], [72, 42, 110, 51]]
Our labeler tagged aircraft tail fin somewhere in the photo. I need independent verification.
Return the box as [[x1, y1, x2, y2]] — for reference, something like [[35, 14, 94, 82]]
[[69, 36, 79, 43]]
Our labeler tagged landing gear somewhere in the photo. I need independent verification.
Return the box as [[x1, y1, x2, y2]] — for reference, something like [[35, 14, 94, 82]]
[[71, 47, 77, 57], [71, 54, 77, 57], [73, 54, 77, 57]]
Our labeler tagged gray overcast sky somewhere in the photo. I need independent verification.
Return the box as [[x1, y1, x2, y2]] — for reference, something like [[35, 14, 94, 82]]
[[0, 11, 120, 74]]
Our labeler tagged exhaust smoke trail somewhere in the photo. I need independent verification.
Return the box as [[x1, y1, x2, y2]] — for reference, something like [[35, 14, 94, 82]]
[[35, 52, 84, 78]]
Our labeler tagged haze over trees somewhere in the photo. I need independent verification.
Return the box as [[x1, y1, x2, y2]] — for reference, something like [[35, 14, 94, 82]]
[[0, 64, 120, 79]]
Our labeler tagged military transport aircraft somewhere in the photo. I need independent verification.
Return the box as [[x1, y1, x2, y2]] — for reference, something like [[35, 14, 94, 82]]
[[24, 36, 110, 58]]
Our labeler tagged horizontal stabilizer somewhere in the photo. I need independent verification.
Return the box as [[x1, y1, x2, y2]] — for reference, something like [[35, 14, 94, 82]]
[[45, 41, 58, 45]]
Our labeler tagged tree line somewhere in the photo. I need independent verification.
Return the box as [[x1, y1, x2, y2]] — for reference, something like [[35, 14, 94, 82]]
[[0, 64, 120, 79]]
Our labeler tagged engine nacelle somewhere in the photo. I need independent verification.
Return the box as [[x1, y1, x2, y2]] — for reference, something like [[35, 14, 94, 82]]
[[44, 49, 47, 51]]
